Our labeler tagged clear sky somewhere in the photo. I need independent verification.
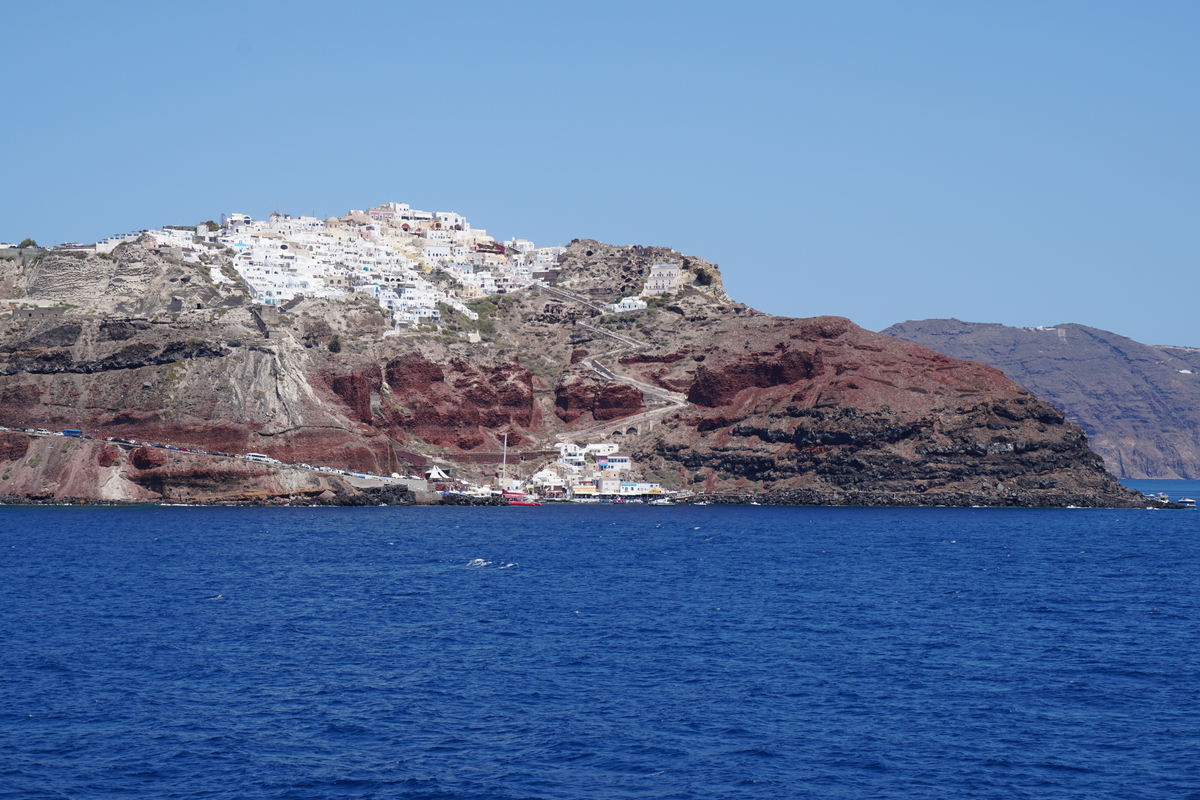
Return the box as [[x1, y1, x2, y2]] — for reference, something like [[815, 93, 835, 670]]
[[3, 1, 1197, 345]]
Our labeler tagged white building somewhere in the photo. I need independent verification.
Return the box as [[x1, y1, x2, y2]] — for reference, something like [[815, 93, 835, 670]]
[[607, 296, 647, 313], [596, 455, 632, 473], [181, 202, 542, 330], [642, 263, 681, 296]]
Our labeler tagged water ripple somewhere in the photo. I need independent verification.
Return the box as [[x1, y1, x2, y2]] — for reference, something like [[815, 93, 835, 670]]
[[1, 504, 1198, 799]]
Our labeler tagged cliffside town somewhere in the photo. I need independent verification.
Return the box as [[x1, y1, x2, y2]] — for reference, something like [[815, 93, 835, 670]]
[[0, 203, 1147, 507]]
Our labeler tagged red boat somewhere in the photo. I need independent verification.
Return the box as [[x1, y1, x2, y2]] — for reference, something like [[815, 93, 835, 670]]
[[503, 490, 541, 506]]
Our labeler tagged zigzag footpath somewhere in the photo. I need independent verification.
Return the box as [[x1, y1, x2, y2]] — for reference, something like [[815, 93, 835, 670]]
[[556, 319, 689, 443]]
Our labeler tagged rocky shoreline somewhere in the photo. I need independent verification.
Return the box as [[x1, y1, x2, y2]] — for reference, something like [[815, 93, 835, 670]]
[[0, 484, 508, 508], [0, 489, 1174, 509]]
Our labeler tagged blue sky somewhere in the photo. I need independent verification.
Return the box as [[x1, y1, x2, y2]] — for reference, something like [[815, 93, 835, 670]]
[[3, 1, 1197, 345]]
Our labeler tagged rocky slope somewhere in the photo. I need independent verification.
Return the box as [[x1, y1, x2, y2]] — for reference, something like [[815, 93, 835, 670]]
[[0, 238, 1145, 506], [883, 319, 1200, 479], [0, 432, 354, 504], [606, 315, 1133, 506]]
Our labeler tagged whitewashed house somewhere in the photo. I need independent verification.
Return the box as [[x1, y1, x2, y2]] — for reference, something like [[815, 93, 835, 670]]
[[642, 263, 681, 296], [607, 296, 648, 313]]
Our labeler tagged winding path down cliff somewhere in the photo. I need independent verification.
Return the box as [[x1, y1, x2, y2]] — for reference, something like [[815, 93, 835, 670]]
[[556, 321, 689, 443], [535, 284, 609, 315]]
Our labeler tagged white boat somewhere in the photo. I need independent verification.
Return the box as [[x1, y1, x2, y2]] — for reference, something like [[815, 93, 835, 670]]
[[1177, 497, 1196, 508]]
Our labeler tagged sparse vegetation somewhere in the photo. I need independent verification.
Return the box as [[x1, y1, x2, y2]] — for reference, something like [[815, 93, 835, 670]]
[[644, 294, 674, 309], [328, 335, 342, 353]]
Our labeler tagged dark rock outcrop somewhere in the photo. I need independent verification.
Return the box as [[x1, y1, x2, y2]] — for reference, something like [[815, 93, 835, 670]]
[[618, 315, 1140, 506], [883, 319, 1200, 479]]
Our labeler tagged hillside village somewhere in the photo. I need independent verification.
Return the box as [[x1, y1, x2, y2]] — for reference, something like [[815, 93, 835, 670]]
[[37, 202, 681, 334], [1, 203, 694, 502], [123, 203, 682, 500]]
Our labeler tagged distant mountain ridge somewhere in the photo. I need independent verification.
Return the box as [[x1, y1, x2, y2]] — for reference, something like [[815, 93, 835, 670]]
[[882, 319, 1200, 479]]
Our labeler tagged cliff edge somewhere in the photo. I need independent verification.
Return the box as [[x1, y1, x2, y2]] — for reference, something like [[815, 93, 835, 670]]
[[884, 319, 1200, 479]]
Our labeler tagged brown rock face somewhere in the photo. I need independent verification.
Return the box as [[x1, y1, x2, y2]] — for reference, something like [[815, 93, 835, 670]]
[[381, 352, 535, 447], [96, 444, 120, 468], [884, 319, 1200, 479], [329, 369, 381, 424], [0, 432, 30, 462], [555, 372, 645, 423], [386, 352, 445, 390], [618, 315, 1138, 506], [130, 446, 166, 470]]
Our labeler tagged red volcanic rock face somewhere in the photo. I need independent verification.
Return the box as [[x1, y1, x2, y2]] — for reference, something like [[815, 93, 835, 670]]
[[554, 379, 588, 424], [0, 432, 30, 462], [623, 316, 1019, 419], [688, 348, 824, 407], [621, 315, 1137, 504], [555, 374, 644, 423], [381, 352, 535, 448], [130, 446, 167, 470], [594, 384, 645, 421], [386, 352, 445, 391], [96, 444, 120, 468], [330, 368, 381, 424]]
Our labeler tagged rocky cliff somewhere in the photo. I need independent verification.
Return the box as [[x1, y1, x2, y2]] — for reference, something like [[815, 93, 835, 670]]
[[608, 315, 1134, 506], [0, 432, 353, 504], [883, 319, 1200, 479], [0, 239, 1145, 506]]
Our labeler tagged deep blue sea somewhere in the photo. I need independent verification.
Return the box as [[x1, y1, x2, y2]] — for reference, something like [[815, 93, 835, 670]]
[[3, 499, 1199, 799]]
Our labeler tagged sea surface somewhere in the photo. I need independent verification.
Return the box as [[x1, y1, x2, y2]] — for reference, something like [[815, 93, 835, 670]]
[[2, 502, 1198, 799], [1121, 478, 1200, 503]]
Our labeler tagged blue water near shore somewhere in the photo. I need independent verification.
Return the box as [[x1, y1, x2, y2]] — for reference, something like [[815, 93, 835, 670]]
[[2, 504, 1199, 799], [1121, 478, 1200, 502]]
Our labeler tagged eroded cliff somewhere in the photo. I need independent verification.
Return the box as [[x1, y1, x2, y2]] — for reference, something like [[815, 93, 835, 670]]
[[884, 319, 1200, 479], [0, 238, 1145, 506]]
